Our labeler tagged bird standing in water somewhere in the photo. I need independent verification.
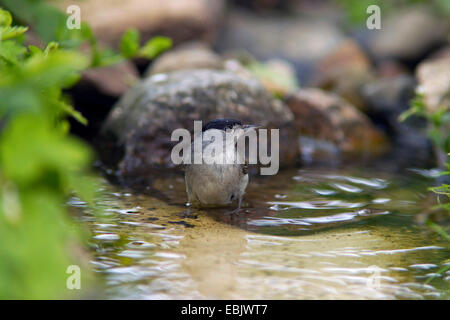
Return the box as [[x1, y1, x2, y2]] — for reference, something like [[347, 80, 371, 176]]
[[184, 119, 258, 211]]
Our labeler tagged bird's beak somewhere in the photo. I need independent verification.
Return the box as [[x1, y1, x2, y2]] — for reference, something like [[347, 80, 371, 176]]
[[242, 124, 261, 131]]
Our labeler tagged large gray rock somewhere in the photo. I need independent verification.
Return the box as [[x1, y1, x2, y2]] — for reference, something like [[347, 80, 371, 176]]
[[100, 69, 298, 177]]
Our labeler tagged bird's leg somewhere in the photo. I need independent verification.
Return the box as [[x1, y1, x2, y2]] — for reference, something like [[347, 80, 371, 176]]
[[178, 201, 197, 218], [179, 207, 192, 218], [225, 197, 243, 215]]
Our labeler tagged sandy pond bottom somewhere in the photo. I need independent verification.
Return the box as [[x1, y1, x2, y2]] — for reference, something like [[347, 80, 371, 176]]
[[71, 167, 449, 299]]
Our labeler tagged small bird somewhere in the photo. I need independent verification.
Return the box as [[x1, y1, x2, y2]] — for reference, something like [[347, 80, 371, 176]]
[[184, 119, 258, 211]]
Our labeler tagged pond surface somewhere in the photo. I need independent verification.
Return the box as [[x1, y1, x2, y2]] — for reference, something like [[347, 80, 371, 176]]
[[72, 166, 449, 299]]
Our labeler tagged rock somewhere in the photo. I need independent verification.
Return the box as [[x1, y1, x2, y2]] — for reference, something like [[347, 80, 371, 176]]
[[416, 56, 450, 113], [368, 8, 449, 63], [285, 88, 388, 163], [230, 0, 338, 16], [222, 59, 253, 79], [67, 61, 140, 142], [361, 75, 432, 168], [362, 75, 417, 116], [144, 42, 299, 98], [376, 60, 408, 79], [100, 69, 298, 177], [426, 46, 450, 61], [145, 44, 298, 93], [53, 0, 225, 47], [229, 0, 289, 12], [82, 61, 140, 97], [242, 58, 299, 97], [416, 56, 450, 168], [145, 42, 223, 76], [316, 39, 372, 77], [314, 39, 374, 110], [218, 10, 346, 84]]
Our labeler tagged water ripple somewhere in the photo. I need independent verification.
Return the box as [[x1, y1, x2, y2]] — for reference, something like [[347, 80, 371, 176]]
[[267, 200, 366, 210], [248, 210, 389, 228]]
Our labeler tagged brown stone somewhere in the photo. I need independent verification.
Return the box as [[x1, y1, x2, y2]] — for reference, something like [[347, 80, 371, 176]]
[[314, 39, 374, 110], [285, 88, 389, 160], [376, 60, 408, 79], [416, 56, 450, 113], [145, 42, 223, 76], [52, 0, 225, 47], [82, 61, 139, 97]]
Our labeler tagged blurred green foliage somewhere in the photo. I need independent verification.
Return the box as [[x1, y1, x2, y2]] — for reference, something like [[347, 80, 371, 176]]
[[120, 29, 172, 60], [336, 0, 450, 24], [401, 93, 449, 289], [338, 0, 450, 292], [0, 0, 172, 67], [429, 170, 450, 215], [0, 0, 171, 299], [400, 94, 450, 155], [0, 7, 94, 299], [401, 94, 450, 243]]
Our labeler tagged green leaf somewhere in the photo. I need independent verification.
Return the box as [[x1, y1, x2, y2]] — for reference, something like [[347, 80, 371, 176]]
[[92, 48, 123, 68], [22, 49, 88, 88], [44, 42, 60, 56], [0, 40, 27, 64], [27, 45, 43, 56], [426, 221, 450, 242], [60, 101, 88, 126], [0, 115, 92, 185], [0, 6, 99, 300], [0, 8, 12, 27], [399, 93, 426, 122], [444, 135, 450, 154], [0, 25, 28, 41], [425, 264, 450, 284], [120, 28, 140, 58], [430, 184, 450, 196], [138, 36, 172, 59], [1, 0, 66, 43], [0, 49, 88, 118]]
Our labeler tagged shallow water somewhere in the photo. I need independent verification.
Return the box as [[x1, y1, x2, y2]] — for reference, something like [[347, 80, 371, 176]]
[[71, 167, 449, 299]]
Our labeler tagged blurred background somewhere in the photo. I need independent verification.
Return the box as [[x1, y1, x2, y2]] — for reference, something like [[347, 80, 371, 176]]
[[0, 0, 448, 299]]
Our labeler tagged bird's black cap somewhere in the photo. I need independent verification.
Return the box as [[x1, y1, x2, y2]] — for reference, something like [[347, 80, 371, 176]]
[[202, 119, 242, 132]]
